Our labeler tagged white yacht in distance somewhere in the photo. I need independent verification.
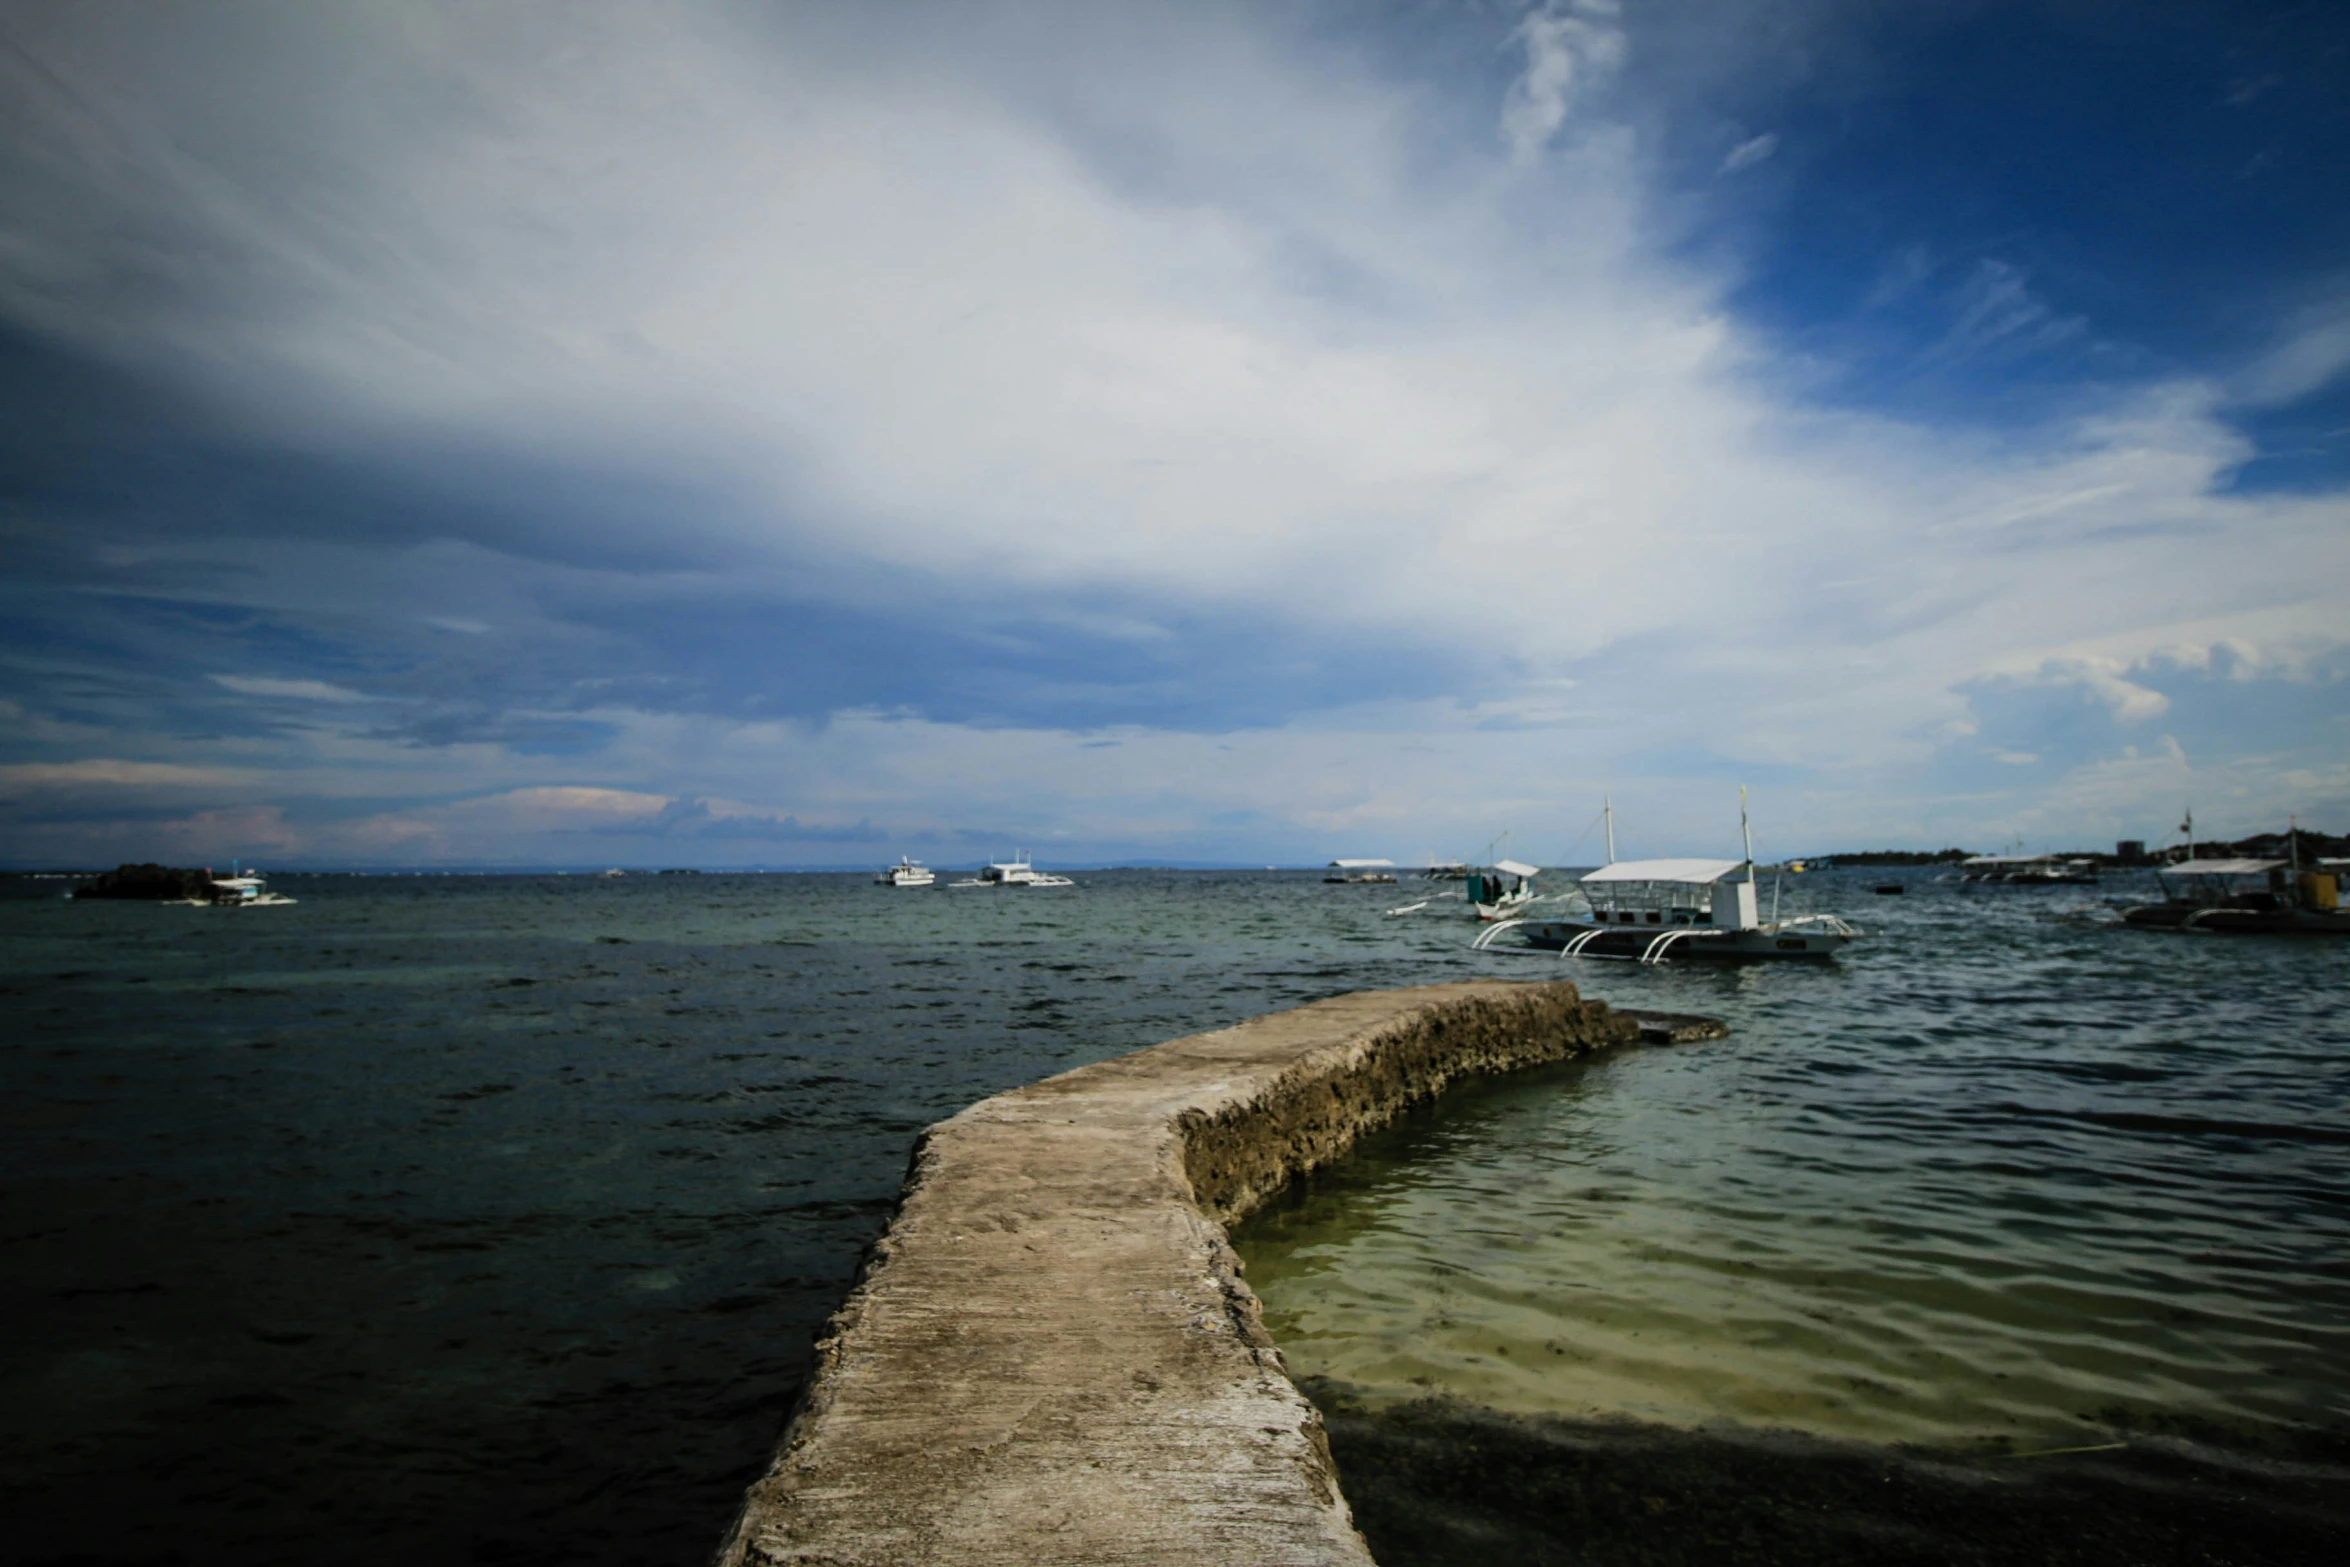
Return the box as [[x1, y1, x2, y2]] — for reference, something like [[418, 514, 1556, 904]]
[[876, 855, 935, 888], [1474, 792, 1859, 962], [949, 851, 1075, 888]]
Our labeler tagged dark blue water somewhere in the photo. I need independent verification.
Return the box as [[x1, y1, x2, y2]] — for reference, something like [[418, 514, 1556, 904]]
[[5, 868, 2346, 1565], [0, 869, 1475, 1567]]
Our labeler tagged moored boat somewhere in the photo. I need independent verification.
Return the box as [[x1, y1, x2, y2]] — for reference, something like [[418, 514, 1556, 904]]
[[876, 855, 935, 888], [1474, 793, 1859, 962], [191, 871, 297, 907], [2120, 858, 2347, 935], [949, 852, 1075, 888], [1466, 858, 1539, 921]]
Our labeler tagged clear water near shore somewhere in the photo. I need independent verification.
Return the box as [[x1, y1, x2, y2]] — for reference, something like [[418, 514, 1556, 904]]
[[4, 866, 2347, 1565], [1235, 871, 2350, 1453]]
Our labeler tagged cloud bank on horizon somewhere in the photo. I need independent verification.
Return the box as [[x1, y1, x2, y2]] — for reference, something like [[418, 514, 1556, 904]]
[[1, 0, 2346, 867]]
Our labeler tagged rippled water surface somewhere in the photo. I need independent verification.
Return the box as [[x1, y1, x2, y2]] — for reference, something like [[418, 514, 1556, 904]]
[[1, 869, 1476, 1566], [1236, 871, 2350, 1453], [7, 868, 2347, 1565]]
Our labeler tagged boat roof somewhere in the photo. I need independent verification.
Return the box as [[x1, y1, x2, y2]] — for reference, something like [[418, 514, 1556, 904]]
[[1962, 853, 2074, 865], [1328, 858, 1394, 868], [1580, 857, 1745, 885], [2160, 857, 2284, 876], [1492, 858, 1539, 878]]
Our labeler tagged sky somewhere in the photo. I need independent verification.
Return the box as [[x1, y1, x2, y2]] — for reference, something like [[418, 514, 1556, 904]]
[[2, 0, 2346, 869]]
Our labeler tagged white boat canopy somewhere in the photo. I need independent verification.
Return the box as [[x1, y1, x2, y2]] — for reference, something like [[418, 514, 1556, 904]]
[[1492, 859, 1540, 879], [1329, 858, 1395, 868], [2161, 858, 2285, 876], [1579, 858, 1745, 885], [1962, 853, 2074, 866]]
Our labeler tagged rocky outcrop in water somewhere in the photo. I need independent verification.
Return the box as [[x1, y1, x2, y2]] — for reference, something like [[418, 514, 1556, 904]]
[[72, 863, 215, 900]]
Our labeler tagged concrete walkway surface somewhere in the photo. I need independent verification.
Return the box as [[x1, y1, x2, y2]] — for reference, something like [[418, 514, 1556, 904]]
[[715, 979, 1640, 1567]]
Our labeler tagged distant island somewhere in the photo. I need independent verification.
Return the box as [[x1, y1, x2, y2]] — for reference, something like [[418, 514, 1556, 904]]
[[1826, 849, 1975, 867], [1822, 828, 2345, 868], [71, 863, 219, 899]]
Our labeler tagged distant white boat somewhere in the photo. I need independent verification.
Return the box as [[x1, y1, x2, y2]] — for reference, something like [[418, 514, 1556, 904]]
[[1959, 853, 2097, 885], [175, 872, 297, 908], [950, 851, 1075, 888], [876, 855, 935, 888]]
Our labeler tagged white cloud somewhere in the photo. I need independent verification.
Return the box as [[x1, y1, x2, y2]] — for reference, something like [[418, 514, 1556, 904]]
[[1992, 658, 2172, 722], [210, 675, 371, 701], [1931, 259, 2086, 363], [0, 1, 2345, 859], [1500, 1, 1629, 164], [2236, 293, 2350, 405], [0, 759, 256, 792], [1720, 132, 1779, 173]]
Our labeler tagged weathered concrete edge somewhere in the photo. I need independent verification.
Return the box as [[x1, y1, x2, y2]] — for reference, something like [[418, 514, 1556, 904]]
[[713, 981, 1649, 1566]]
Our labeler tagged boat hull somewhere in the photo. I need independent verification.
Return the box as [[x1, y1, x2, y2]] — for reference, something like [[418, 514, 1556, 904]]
[[1508, 919, 1855, 961], [2121, 904, 2350, 936]]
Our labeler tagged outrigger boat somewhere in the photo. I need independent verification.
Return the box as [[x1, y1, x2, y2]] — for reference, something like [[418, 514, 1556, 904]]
[[177, 870, 296, 907], [2118, 812, 2348, 935], [949, 852, 1075, 888], [876, 855, 935, 888], [2121, 859, 2346, 935], [1474, 793, 1859, 962], [1466, 858, 1539, 921]]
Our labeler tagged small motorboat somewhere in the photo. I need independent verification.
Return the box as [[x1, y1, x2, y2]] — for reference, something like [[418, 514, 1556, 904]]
[[876, 856, 935, 888], [1466, 859, 1539, 921]]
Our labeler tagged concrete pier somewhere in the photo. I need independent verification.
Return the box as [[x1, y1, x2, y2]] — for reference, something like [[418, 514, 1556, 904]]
[[715, 980, 1641, 1567]]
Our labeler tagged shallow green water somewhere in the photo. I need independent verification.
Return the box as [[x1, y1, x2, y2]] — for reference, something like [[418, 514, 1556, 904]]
[[1237, 870, 2350, 1452]]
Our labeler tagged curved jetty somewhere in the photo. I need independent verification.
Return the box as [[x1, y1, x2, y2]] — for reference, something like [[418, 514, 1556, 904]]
[[716, 980, 1643, 1567]]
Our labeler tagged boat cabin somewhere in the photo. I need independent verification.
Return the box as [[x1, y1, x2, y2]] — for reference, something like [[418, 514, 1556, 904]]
[[2151, 858, 2293, 906], [1576, 859, 1759, 930]]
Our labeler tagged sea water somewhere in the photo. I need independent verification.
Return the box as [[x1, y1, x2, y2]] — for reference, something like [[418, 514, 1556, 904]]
[[3, 868, 2345, 1564]]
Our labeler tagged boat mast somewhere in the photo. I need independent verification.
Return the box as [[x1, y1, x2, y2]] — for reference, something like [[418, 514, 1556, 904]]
[[1603, 796, 1615, 865], [1741, 784, 1755, 887]]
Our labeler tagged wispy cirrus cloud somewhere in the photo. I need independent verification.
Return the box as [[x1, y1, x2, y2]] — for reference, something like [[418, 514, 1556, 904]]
[[209, 675, 371, 702], [1720, 131, 1778, 173], [1501, 1, 1627, 163]]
